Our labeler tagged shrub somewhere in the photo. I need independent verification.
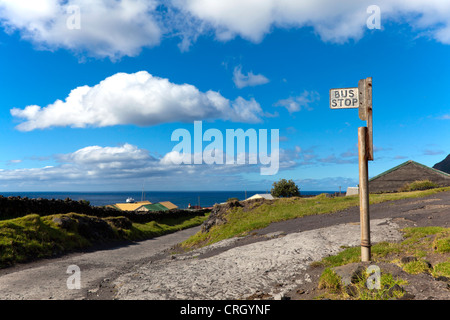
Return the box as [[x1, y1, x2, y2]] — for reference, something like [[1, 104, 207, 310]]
[[271, 179, 300, 198], [399, 180, 438, 192]]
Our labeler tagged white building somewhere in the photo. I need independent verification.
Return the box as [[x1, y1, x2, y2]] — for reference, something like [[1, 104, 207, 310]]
[[245, 193, 275, 201]]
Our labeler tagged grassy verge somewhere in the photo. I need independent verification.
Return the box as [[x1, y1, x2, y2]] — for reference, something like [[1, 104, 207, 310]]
[[317, 267, 408, 300], [126, 214, 209, 240], [312, 226, 450, 299], [181, 187, 450, 249], [0, 212, 208, 269]]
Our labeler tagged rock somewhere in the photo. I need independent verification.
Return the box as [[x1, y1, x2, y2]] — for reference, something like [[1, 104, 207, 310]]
[[388, 284, 404, 297], [434, 276, 450, 282], [200, 198, 272, 233], [264, 231, 285, 239], [201, 201, 242, 233], [397, 292, 415, 300], [332, 262, 370, 286]]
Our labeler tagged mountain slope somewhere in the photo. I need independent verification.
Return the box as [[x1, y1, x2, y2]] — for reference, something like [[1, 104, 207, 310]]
[[433, 154, 450, 174]]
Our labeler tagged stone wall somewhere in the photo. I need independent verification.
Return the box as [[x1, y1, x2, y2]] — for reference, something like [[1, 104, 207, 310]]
[[0, 196, 209, 222]]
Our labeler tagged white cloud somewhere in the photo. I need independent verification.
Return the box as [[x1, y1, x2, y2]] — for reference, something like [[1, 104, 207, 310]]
[[2, 1, 450, 59], [0, 142, 364, 190], [172, 0, 450, 45], [10, 71, 264, 131], [0, 0, 162, 59], [0, 143, 282, 189], [60, 143, 151, 167], [274, 90, 319, 113], [232, 66, 269, 89], [0, 144, 158, 187]]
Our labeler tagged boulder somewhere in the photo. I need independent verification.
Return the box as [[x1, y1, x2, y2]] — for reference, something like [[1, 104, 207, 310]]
[[201, 201, 242, 233], [332, 262, 371, 286]]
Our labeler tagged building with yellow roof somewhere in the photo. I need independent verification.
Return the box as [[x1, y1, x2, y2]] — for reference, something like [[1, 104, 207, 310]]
[[135, 201, 178, 212], [113, 201, 152, 211], [158, 201, 178, 210]]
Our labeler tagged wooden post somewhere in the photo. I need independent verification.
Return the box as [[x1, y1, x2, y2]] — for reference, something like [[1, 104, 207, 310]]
[[359, 77, 373, 161], [358, 127, 371, 261], [366, 78, 373, 161], [331, 77, 373, 262]]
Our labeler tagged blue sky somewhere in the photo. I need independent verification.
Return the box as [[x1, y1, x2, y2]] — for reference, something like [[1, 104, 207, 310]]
[[0, 0, 449, 192]]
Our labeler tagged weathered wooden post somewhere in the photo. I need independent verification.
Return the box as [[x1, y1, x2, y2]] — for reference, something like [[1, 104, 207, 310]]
[[358, 127, 371, 261], [358, 77, 373, 261], [330, 77, 373, 262]]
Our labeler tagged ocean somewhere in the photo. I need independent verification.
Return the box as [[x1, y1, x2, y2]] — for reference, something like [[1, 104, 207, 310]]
[[0, 191, 336, 209]]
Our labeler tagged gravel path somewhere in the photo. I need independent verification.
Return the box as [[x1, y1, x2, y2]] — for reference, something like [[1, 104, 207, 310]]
[[112, 218, 403, 300]]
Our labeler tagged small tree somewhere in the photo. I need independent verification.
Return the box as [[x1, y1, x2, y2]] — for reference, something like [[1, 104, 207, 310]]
[[271, 179, 300, 198]]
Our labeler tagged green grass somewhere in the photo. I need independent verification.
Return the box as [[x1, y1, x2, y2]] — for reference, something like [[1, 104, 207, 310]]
[[318, 268, 342, 293], [402, 226, 446, 244], [0, 212, 208, 268], [433, 259, 450, 278], [356, 273, 408, 300], [182, 187, 450, 248], [316, 266, 408, 300], [314, 226, 450, 268], [433, 230, 450, 253], [0, 214, 89, 267], [402, 260, 431, 274], [312, 246, 362, 268], [128, 214, 209, 240], [311, 241, 404, 269]]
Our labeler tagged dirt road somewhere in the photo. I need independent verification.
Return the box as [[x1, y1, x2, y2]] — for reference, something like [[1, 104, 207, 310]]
[[111, 218, 403, 300], [0, 226, 200, 299], [0, 191, 448, 300]]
